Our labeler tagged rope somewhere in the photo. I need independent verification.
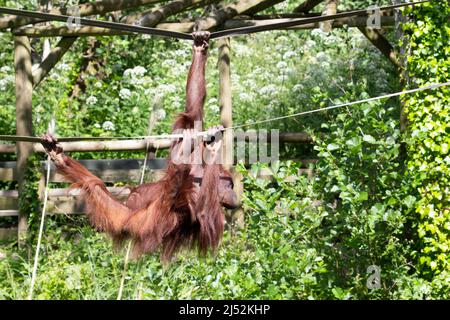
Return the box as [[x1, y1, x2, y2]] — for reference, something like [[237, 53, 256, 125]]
[[1, 0, 431, 40], [28, 118, 55, 300], [230, 81, 450, 130], [117, 241, 132, 300], [211, 0, 431, 40], [0, 7, 192, 40], [1, 81, 448, 143]]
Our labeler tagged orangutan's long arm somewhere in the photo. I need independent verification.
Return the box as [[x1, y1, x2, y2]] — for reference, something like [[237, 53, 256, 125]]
[[173, 31, 210, 130], [41, 134, 131, 236]]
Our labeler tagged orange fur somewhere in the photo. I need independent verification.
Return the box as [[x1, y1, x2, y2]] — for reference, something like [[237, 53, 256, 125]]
[[48, 33, 236, 261]]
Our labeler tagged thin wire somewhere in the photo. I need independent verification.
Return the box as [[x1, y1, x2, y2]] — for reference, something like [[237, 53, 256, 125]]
[[28, 118, 55, 300], [228, 81, 450, 131], [211, 0, 432, 40], [0, 7, 192, 40], [1, 0, 431, 40], [0, 81, 448, 144]]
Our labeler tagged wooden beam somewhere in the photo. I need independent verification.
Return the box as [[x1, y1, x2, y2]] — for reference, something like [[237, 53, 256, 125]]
[[252, 12, 320, 19], [0, 228, 18, 241], [10, 0, 284, 35], [186, 0, 285, 31], [33, 138, 173, 153], [14, 36, 33, 244], [14, 15, 395, 37], [358, 27, 401, 69], [0, 132, 313, 154], [222, 15, 394, 30], [32, 36, 77, 87], [121, 0, 218, 26], [13, 26, 129, 37], [0, 0, 168, 30], [0, 139, 173, 154], [241, 0, 285, 16], [294, 0, 325, 13]]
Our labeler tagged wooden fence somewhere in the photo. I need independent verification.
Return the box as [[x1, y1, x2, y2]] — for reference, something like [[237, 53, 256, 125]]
[[0, 133, 315, 241]]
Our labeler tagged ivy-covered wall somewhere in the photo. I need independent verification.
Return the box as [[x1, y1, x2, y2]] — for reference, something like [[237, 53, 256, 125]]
[[403, 1, 450, 276]]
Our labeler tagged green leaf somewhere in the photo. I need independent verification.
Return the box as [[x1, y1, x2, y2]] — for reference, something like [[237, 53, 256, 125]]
[[403, 195, 416, 209], [357, 191, 369, 202], [327, 143, 340, 151], [363, 135, 377, 144]]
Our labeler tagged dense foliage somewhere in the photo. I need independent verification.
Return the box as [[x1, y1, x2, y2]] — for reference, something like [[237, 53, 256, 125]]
[[402, 2, 450, 278], [0, 0, 448, 299]]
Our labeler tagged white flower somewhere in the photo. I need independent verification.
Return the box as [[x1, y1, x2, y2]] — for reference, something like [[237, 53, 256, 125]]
[[316, 52, 328, 62], [231, 74, 240, 84], [209, 105, 220, 113], [259, 84, 277, 98], [172, 49, 189, 60], [239, 92, 252, 102], [57, 62, 70, 71], [161, 59, 177, 68], [305, 39, 316, 49], [102, 121, 115, 131], [293, 84, 304, 92], [132, 107, 139, 114], [283, 51, 297, 60], [154, 109, 166, 120], [233, 43, 250, 57], [277, 61, 288, 70], [86, 96, 97, 105], [0, 78, 8, 90], [94, 82, 102, 88], [157, 84, 177, 94], [124, 66, 147, 77], [132, 66, 146, 77], [123, 66, 147, 85], [119, 88, 132, 99], [208, 98, 218, 105], [50, 73, 60, 80], [0, 66, 11, 73], [311, 28, 327, 38], [94, 123, 101, 129]]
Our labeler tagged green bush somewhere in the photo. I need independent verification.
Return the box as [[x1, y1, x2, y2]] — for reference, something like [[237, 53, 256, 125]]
[[402, 1, 450, 277]]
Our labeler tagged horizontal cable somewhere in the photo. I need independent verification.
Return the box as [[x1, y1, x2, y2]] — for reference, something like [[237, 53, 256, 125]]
[[0, 7, 192, 40], [1, 0, 430, 40], [0, 81, 448, 143], [230, 81, 450, 130], [211, 0, 431, 39]]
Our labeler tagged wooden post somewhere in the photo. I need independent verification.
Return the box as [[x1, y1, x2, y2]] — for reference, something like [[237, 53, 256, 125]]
[[218, 37, 232, 169], [320, 0, 338, 33], [218, 37, 244, 229], [14, 36, 34, 244]]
